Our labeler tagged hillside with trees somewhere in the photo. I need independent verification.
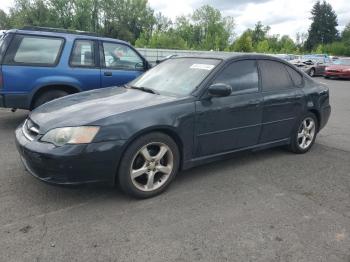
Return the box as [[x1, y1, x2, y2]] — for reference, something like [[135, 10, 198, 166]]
[[0, 0, 349, 56]]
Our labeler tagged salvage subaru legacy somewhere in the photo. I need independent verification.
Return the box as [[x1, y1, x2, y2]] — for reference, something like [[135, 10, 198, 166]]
[[15, 54, 331, 198]]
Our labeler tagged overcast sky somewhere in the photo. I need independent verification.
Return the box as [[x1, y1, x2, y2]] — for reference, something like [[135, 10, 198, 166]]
[[2, 0, 349, 39]]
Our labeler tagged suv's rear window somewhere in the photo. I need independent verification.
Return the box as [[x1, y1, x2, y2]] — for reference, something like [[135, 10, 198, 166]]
[[0, 33, 8, 62], [7, 35, 63, 65]]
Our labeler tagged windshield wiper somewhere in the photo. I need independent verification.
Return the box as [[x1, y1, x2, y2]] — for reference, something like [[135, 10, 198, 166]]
[[126, 85, 159, 95]]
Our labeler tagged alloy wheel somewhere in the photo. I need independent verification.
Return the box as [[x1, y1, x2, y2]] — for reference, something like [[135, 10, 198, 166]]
[[130, 142, 174, 192], [297, 117, 316, 150]]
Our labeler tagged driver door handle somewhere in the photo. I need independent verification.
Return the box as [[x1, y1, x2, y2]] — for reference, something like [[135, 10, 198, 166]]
[[104, 71, 113, 77]]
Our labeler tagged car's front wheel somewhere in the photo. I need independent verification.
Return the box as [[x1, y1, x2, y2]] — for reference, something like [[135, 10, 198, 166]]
[[118, 132, 180, 198], [289, 113, 318, 154]]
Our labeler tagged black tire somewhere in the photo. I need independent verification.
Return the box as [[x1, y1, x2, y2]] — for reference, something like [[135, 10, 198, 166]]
[[289, 112, 318, 154], [309, 68, 316, 77], [118, 132, 180, 199], [33, 90, 69, 109]]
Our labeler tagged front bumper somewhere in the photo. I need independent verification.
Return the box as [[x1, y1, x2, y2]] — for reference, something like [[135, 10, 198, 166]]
[[15, 125, 126, 185]]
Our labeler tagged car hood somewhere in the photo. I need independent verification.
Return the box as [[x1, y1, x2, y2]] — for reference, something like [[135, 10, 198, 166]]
[[29, 87, 177, 133]]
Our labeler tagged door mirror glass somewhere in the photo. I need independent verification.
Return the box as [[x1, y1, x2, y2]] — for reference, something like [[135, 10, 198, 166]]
[[208, 83, 232, 97]]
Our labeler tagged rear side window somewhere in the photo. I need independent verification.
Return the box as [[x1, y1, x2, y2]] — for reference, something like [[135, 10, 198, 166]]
[[285, 65, 303, 86], [259, 60, 294, 91], [5, 35, 63, 66], [0, 33, 9, 62], [70, 40, 96, 67], [213, 60, 259, 94]]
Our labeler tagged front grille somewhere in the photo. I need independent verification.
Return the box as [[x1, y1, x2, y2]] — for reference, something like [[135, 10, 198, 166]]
[[327, 70, 340, 73], [22, 118, 40, 141]]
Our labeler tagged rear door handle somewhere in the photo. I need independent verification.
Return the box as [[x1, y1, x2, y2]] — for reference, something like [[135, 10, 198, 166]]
[[104, 71, 112, 76]]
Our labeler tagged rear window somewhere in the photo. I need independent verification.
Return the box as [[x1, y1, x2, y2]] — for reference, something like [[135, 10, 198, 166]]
[[285, 65, 303, 86], [0, 33, 9, 62], [6, 35, 64, 66]]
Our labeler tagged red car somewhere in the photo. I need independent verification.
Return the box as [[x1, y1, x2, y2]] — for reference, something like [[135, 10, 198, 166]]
[[324, 58, 350, 79]]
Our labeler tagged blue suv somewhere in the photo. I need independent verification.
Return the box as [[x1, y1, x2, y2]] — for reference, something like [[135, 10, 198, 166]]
[[0, 27, 150, 110]]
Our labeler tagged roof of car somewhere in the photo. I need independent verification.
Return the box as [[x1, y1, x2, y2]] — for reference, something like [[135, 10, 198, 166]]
[[173, 53, 287, 62], [5, 27, 129, 45]]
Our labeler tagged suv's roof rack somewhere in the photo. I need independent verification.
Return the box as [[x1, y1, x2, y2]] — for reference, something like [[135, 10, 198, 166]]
[[21, 26, 101, 37]]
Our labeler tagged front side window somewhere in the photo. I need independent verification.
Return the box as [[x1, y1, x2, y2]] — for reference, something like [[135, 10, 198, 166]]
[[70, 40, 96, 67], [259, 60, 294, 91], [103, 42, 143, 70], [130, 58, 220, 96], [12, 35, 63, 65], [213, 60, 259, 94]]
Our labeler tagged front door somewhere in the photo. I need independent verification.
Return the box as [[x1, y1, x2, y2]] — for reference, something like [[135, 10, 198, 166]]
[[100, 41, 145, 88], [195, 59, 263, 157]]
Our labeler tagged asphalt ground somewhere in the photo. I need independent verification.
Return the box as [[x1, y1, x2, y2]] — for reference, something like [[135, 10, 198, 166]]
[[0, 77, 349, 262]]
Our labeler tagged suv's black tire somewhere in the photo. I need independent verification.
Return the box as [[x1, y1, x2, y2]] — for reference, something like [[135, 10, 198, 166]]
[[289, 112, 318, 154], [118, 132, 180, 199], [33, 90, 69, 109]]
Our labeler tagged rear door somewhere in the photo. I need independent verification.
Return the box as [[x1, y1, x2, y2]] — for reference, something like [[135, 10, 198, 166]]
[[258, 60, 305, 143], [68, 39, 101, 91], [100, 41, 146, 88]]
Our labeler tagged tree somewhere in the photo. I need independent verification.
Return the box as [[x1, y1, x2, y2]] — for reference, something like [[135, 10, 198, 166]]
[[0, 9, 9, 29], [154, 12, 172, 33], [251, 21, 270, 46], [232, 31, 253, 52], [136, 30, 188, 49], [191, 5, 234, 50], [256, 40, 269, 53], [305, 1, 339, 51], [342, 23, 350, 44], [280, 35, 296, 53]]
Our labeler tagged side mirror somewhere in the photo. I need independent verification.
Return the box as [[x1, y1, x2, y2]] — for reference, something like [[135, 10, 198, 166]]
[[135, 62, 145, 70], [208, 83, 232, 97]]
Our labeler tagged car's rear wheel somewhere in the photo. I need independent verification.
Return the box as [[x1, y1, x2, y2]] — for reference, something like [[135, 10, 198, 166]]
[[289, 112, 318, 154], [33, 90, 69, 109], [118, 132, 180, 198], [309, 68, 316, 77]]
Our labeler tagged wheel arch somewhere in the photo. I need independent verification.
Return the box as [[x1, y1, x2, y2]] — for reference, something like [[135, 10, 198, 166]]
[[308, 109, 321, 132], [30, 84, 81, 110], [114, 126, 185, 184]]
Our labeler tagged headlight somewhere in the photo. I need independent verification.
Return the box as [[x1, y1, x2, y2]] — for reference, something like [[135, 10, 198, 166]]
[[41, 126, 100, 146]]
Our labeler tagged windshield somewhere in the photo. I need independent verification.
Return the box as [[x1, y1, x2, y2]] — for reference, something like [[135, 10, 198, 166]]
[[129, 58, 221, 96], [333, 59, 350, 66]]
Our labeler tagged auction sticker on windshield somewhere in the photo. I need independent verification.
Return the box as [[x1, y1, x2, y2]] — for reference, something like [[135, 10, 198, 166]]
[[190, 64, 215, 70]]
